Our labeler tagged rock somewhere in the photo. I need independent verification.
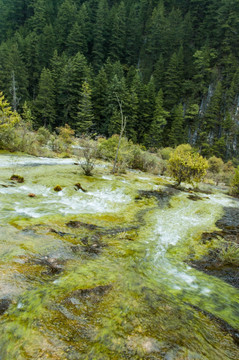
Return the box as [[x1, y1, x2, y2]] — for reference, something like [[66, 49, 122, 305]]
[[66, 220, 101, 231], [0, 299, 11, 315], [54, 185, 62, 192], [127, 335, 165, 355], [74, 183, 87, 192], [189, 206, 239, 288], [50, 228, 71, 237], [63, 285, 111, 305], [187, 194, 203, 201], [28, 193, 36, 197], [10, 174, 24, 183], [32, 256, 64, 274]]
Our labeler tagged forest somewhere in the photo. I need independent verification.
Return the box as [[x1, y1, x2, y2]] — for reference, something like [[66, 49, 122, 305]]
[[0, 0, 239, 160]]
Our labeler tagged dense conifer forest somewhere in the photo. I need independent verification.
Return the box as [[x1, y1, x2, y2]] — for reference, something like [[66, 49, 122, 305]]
[[0, 0, 239, 160]]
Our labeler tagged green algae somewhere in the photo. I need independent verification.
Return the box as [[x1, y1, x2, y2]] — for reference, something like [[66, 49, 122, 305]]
[[0, 155, 239, 359]]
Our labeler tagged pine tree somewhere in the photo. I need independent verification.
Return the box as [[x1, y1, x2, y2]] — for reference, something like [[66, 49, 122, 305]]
[[76, 81, 94, 134], [59, 52, 91, 127], [66, 22, 85, 57], [0, 42, 29, 107], [30, 0, 48, 34], [39, 24, 56, 67], [169, 103, 185, 147], [200, 81, 223, 156], [109, 2, 126, 62], [164, 48, 184, 110], [22, 31, 41, 97], [124, 87, 138, 143], [145, 89, 168, 148], [92, 67, 109, 134], [55, 0, 77, 52], [124, 3, 142, 65], [153, 55, 165, 92], [92, 0, 109, 71], [34, 68, 56, 128]]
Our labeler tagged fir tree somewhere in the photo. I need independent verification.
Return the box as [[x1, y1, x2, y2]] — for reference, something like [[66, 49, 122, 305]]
[[145, 89, 168, 148], [76, 81, 94, 134], [59, 52, 91, 127], [169, 103, 185, 147], [34, 68, 56, 128], [92, 0, 109, 71]]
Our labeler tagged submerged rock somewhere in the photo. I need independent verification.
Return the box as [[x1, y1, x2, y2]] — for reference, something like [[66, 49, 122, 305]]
[[64, 285, 112, 305], [54, 185, 62, 192], [138, 188, 176, 207], [186, 302, 239, 346], [0, 299, 11, 315], [74, 183, 87, 192], [50, 228, 71, 237], [71, 235, 105, 255], [187, 194, 203, 201], [31, 256, 64, 274], [66, 220, 102, 231], [190, 206, 239, 288], [10, 174, 24, 183]]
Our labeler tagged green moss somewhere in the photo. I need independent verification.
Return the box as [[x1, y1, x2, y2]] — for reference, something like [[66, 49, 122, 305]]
[[0, 154, 239, 359]]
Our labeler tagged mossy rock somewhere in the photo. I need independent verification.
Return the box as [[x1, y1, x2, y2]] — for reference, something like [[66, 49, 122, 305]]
[[10, 174, 24, 183], [74, 183, 87, 192]]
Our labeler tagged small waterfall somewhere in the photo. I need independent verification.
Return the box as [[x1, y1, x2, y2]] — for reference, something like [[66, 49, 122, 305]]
[[199, 84, 214, 116]]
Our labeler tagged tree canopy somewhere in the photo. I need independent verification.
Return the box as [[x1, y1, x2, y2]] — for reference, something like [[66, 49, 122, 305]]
[[0, 0, 239, 159]]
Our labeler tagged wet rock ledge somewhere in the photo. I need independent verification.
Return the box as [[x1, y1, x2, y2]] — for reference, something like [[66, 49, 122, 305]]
[[190, 206, 239, 289]]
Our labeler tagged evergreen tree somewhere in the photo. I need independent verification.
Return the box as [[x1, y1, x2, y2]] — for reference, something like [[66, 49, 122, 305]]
[[34, 68, 56, 128], [144, 89, 168, 148], [66, 22, 85, 57], [169, 103, 185, 147], [58, 52, 91, 127], [109, 2, 126, 62], [76, 81, 94, 134], [92, 0, 109, 71], [92, 67, 109, 134], [39, 24, 56, 67], [30, 0, 48, 34], [0, 42, 29, 107], [124, 3, 142, 65], [200, 81, 223, 156], [55, 0, 77, 52], [124, 87, 138, 142], [164, 47, 184, 110], [153, 55, 165, 92]]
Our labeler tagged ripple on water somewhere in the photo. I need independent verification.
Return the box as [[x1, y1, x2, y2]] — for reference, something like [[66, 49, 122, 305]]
[[0, 185, 132, 219]]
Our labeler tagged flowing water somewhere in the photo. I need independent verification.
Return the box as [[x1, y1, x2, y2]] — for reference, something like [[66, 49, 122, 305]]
[[0, 153, 239, 359]]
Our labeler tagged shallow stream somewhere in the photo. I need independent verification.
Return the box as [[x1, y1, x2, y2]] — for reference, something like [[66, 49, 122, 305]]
[[0, 153, 239, 359]]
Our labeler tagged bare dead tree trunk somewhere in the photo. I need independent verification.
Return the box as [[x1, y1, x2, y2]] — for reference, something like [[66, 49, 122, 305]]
[[112, 93, 127, 174]]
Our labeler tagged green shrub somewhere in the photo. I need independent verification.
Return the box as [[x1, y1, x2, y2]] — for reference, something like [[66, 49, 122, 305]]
[[159, 147, 174, 160], [230, 166, 239, 195], [218, 241, 239, 266], [169, 144, 208, 185], [98, 135, 160, 174], [0, 92, 21, 150], [36, 127, 51, 145]]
